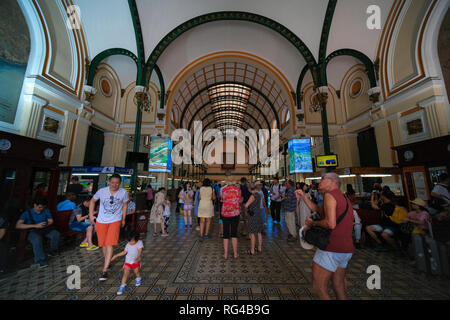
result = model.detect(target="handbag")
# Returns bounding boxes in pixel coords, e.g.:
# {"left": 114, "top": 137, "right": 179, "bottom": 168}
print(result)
{"left": 304, "top": 199, "right": 349, "bottom": 250}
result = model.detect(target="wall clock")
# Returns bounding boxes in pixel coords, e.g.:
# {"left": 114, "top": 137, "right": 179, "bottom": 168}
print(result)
{"left": 404, "top": 150, "right": 414, "bottom": 161}
{"left": 44, "top": 148, "right": 54, "bottom": 159}
{"left": 0, "top": 139, "right": 12, "bottom": 151}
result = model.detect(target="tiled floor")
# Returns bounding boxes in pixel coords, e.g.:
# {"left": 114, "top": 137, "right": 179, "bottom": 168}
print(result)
{"left": 1, "top": 207, "right": 450, "bottom": 300}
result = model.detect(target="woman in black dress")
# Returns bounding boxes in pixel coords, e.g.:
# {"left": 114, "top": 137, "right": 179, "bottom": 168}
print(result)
{"left": 245, "top": 183, "right": 264, "bottom": 255}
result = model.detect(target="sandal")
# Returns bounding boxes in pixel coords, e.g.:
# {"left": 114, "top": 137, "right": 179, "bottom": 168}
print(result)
{"left": 246, "top": 250, "right": 255, "bottom": 255}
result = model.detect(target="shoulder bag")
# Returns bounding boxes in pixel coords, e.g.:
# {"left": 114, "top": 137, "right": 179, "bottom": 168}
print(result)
{"left": 304, "top": 199, "right": 349, "bottom": 250}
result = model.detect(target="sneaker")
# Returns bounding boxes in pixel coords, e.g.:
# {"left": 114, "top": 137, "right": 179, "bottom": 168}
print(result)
{"left": 79, "top": 242, "right": 89, "bottom": 248}
{"left": 117, "top": 284, "right": 126, "bottom": 295}
{"left": 39, "top": 261, "right": 49, "bottom": 269}
{"left": 374, "top": 244, "right": 387, "bottom": 252}
{"left": 161, "top": 233, "right": 169, "bottom": 237}
{"left": 86, "top": 245, "right": 99, "bottom": 251}
{"left": 204, "top": 235, "right": 210, "bottom": 239}
{"left": 48, "top": 251, "right": 59, "bottom": 257}
{"left": 135, "top": 278, "right": 142, "bottom": 287}
{"left": 99, "top": 272, "right": 108, "bottom": 281}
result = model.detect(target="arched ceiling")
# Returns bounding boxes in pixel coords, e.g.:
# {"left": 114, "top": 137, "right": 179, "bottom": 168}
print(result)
{"left": 172, "top": 61, "right": 290, "bottom": 134}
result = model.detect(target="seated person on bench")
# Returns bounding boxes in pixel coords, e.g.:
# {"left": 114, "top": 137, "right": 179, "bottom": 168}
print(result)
{"left": 16, "top": 198, "right": 60, "bottom": 268}
{"left": 57, "top": 192, "right": 77, "bottom": 212}
{"left": 366, "top": 190, "right": 408, "bottom": 256}
{"left": 70, "top": 197, "right": 98, "bottom": 251}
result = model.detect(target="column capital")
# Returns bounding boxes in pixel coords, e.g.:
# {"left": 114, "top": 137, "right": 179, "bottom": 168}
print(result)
{"left": 83, "top": 85, "right": 97, "bottom": 102}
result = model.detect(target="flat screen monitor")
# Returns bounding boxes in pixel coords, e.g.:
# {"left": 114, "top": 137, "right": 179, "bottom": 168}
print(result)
{"left": 79, "top": 179, "right": 94, "bottom": 193}
{"left": 288, "top": 139, "right": 313, "bottom": 173}
{"left": 148, "top": 137, "right": 172, "bottom": 173}
{"left": 316, "top": 154, "right": 338, "bottom": 168}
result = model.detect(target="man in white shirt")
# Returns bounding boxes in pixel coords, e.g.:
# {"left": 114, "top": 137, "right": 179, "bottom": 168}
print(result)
{"left": 90, "top": 174, "right": 128, "bottom": 281}
{"left": 431, "top": 173, "right": 450, "bottom": 208}
{"left": 270, "top": 178, "right": 285, "bottom": 224}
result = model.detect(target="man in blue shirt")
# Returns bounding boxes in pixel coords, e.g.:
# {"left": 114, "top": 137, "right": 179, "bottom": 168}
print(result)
{"left": 56, "top": 192, "right": 77, "bottom": 211}
{"left": 16, "top": 198, "right": 60, "bottom": 268}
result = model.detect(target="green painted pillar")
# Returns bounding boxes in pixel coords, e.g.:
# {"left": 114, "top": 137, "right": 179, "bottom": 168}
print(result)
{"left": 320, "top": 101, "right": 331, "bottom": 156}
{"left": 131, "top": 100, "right": 143, "bottom": 191}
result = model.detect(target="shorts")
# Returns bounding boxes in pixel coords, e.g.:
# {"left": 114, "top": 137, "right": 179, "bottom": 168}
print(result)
{"left": 124, "top": 261, "right": 141, "bottom": 270}
{"left": 70, "top": 221, "right": 92, "bottom": 232}
{"left": 313, "top": 249, "right": 353, "bottom": 272}
{"left": 372, "top": 224, "right": 397, "bottom": 236}
{"left": 183, "top": 204, "right": 193, "bottom": 211}
{"left": 96, "top": 221, "right": 121, "bottom": 247}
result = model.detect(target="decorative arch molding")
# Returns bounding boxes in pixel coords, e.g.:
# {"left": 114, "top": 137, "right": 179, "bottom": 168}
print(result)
{"left": 166, "top": 51, "right": 296, "bottom": 134}
{"left": 143, "top": 11, "right": 319, "bottom": 86}
{"left": 87, "top": 48, "right": 138, "bottom": 85}
{"left": 187, "top": 102, "right": 271, "bottom": 132}
{"left": 326, "top": 49, "right": 377, "bottom": 88}
{"left": 179, "top": 81, "right": 281, "bottom": 129}
{"left": 91, "top": 62, "right": 122, "bottom": 122}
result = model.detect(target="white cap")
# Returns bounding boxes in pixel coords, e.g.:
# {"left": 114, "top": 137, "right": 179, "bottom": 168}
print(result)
{"left": 299, "top": 226, "right": 315, "bottom": 250}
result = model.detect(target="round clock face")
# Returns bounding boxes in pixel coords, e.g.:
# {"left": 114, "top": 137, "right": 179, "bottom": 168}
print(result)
{"left": 0, "top": 139, "right": 12, "bottom": 151}
{"left": 44, "top": 148, "right": 54, "bottom": 159}
{"left": 404, "top": 150, "right": 414, "bottom": 161}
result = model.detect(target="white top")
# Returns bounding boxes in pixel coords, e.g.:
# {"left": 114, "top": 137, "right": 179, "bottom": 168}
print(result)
{"left": 432, "top": 184, "right": 450, "bottom": 205}
{"left": 163, "top": 202, "right": 171, "bottom": 217}
{"left": 271, "top": 184, "right": 285, "bottom": 202}
{"left": 125, "top": 240, "right": 144, "bottom": 264}
{"left": 353, "top": 210, "right": 361, "bottom": 224}
{"left": 93, "top": 187, "right": 129, "bottom": 224}
{"left": 256, "top": 190, "right": 265, "bottom": 208}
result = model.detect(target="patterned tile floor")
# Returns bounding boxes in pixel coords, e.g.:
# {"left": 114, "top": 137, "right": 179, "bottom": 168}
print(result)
{"left": 1, "top": 206, "right": 450, "bottom": 300}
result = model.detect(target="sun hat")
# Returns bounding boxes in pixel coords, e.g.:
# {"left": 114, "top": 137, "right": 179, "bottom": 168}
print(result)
{"left": 299, "top": 226, "right": 315, "bottom": 250}
{"left": 410, "top": 198, "right": 427, "bottom": 208}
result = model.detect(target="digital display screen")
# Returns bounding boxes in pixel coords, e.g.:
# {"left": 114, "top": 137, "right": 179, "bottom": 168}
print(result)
{"left": 148, "top": 137, "right": 172, "bottom": 172}
{"left": 288, "top": 139, "right": 313, "bottom": 173}
{"left": 79, "top": 179, "right": 93, "bottom": 193}
{"left": 316, "top": 154, "right": 338, "bottom": 168}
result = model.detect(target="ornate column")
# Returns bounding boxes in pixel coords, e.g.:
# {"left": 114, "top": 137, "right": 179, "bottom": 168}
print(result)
{"left": 131, "top": 85, "right": 146, "bottom": 190}
{"left": 316, "top": 86, "right": 330, "bottom": 156}
{"left": 22, "top": 95, "right": 48, "bottom": 138}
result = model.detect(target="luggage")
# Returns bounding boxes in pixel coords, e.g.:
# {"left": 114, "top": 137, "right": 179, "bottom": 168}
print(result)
{"left": 423, "top": 220, "right": 449, "bottom": 277}
{"left": 412, "top": 234, "right": 427, "bottom": 273}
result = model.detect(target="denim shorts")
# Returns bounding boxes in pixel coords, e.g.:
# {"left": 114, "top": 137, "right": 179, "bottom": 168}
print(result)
{"left": 313, "top": 249, "right": 353, "bottom": 272}
{"left": 372, "top": 224, "right": 396, "bottom": 236}
{"left": 70, "top": 221, "right": 91, "bottom": 232}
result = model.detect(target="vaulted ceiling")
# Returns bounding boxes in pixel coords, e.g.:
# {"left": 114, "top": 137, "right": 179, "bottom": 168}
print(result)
{"left": 73, "top": 0, "right": 394, "bottom": 133}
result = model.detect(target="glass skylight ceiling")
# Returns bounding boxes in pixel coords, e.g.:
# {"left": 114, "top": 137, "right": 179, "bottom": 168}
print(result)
{"left": 208, "top": 83, "right": 251, "bottom": 132}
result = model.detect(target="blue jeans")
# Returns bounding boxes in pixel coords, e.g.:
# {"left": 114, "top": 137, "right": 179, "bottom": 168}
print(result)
{"left": 354, "top": 224, "right": 362, "bottom": 241}
{"left": 28, "top": 229, "right": 60, "bottom": 263}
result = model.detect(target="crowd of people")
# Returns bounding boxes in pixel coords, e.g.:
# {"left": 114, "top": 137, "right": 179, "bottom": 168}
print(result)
{"left": 1, "top": 171, "right": 449, "bottom": 299}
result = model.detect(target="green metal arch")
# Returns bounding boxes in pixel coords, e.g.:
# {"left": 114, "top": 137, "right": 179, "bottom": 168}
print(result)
{"left": 179, "top": 81, "right": 281, "bottom": 129}
{"left": 317, "top": 0, "right": 338, "bottom": 86}
{"left": 87, "top": 48, "right": 138, "bottom": 85}
{"left": 203, "top": 115, "right": 262, "bottom": 132}
{"left": 187, "top": 102, "right": 271, "bottom": 131}
{"left": 326, "top": 49, "right": 377, "bottom": 88}
{"left": 143, "top": 11, "right": 319, "bottom": 86}
{"left": 296, "top": 65, "right": 311, "bottom": 110}
{"left": 152, "top": 64, "right": 165, "bottom": 110}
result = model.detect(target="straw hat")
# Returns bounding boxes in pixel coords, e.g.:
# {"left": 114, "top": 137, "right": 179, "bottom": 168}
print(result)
{"left": 410, "top": 198, "right": 427, "bottom": 207}
{"left": 299, "top": 226, "right": 315, "bottom": 250}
